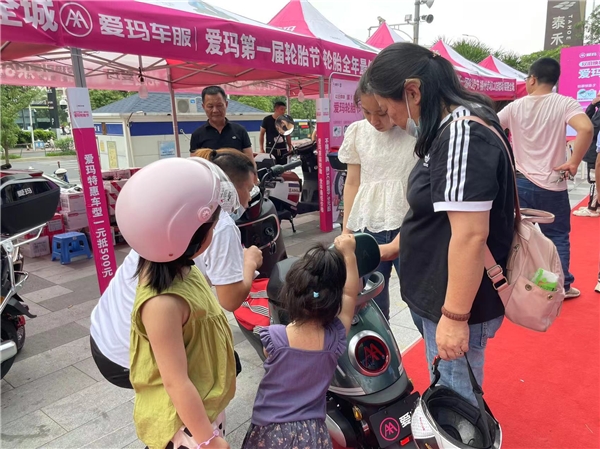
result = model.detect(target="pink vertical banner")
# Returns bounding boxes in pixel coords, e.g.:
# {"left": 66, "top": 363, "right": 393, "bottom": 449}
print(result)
{"left": 559, "top": 45, "right": 600, "bottom": 137}
{"left": 316, "top": 98, "right": 333, "bottom": 232}
{"left": 329, "top": 76, "right": 362, "bottom": 223}
{"left": 66, "top": 88, "right": 117, "bottom": 294}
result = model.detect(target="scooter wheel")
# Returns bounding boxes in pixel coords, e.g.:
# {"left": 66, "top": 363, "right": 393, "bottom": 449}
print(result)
{"left": 1, "top": 318, "right": 19, "bottom": 379}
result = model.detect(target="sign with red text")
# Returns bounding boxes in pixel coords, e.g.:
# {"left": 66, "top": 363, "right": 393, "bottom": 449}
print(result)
{"left": 316, "top": 98, "right": 332, "bottom": 232}
{"left": 66, "top": 88, "right": 117, "bottom": 293}
{"left": 329, "top": 76, "right": 362, "bottom": 224}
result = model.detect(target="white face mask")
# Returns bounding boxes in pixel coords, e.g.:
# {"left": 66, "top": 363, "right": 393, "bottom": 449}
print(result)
{"left": 405, "top": 94, "right": 420, "bottom": 138}
{"left": 229, "top": 206, "right": 245, "bottom": 222}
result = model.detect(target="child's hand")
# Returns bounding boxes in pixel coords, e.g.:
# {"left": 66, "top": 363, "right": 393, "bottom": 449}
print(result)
{"left": 334, "top": 234, "right": 356, "bottom": 258}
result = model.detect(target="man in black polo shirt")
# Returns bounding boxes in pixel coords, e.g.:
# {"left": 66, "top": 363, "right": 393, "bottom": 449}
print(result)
{"left": 189, "top": 86, "right": 253, "bottom": 163}
{"left": 260, "top": 101, "right": 292, "bottom": 164}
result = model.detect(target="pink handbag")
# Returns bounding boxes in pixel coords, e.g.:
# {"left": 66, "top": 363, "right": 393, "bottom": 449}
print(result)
{"left": 455, "top": 116, "right": 565, "bottom": 332}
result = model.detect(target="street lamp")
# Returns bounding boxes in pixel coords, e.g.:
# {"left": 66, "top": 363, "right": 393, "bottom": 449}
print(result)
{"left": 413, "top": 0, "right": 435, "bottom": 45}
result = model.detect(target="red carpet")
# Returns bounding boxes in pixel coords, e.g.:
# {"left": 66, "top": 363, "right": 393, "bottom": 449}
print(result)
{"left": 402, "top": 200, "right": 600, "bottom": 448}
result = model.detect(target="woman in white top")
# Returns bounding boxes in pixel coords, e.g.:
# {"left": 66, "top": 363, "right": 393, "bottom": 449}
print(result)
{"left": 338, "top": 75, "right": 417, "bottom": 319}
{"left": 90, "top": 149, "right": 262, "bottom": 388}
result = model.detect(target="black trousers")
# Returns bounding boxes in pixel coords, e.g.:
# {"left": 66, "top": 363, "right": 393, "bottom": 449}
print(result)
{"left": 90, "top": 336, "right": 242, "bottom": 390}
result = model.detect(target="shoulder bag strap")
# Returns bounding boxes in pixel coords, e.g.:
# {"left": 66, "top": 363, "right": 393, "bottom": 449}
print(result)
{"left": 441, "top": 115, "right": 518, "bottom": 294}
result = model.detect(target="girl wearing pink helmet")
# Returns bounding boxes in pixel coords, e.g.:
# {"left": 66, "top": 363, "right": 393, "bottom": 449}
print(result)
{"left": 116, "top": 157, "right": 239, "bottom": 449}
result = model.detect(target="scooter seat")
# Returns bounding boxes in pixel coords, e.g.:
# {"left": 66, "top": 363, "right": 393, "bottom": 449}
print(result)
{"left": 266, "top": 256, "right": 299, "bottom": 308}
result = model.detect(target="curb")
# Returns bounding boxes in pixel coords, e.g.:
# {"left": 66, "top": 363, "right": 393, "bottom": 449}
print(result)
{"left": 8, "top": 156, "right": 77, "bottom": 163}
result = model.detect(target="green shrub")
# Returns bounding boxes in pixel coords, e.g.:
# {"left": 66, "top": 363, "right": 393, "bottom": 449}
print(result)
{"left": 33, "top": 129, "right": 55, "bottom": 142}
{"left": 55, "top": 137, "right": 74, "bottom": 153}
{"left": 17, "top": 129, "right": 32, "bottom": 144}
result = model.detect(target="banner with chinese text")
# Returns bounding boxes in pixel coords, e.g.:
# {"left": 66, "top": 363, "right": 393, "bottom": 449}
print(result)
{"left": 66, "top": 88, "right": 117, "bottom": 294}
{"left": 316, "top": 98, "right": 333, "bottom": 232}
{"left": 0, "top": 0, "right": 377, "bottom": 85}
{"left": 559, "top": 44, "right": 600, "bottom": 137}
{"left": 329, "top": 76, "right": 362, "bottom": 225}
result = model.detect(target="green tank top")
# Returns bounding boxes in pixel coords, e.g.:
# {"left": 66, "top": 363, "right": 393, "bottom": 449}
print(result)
{"left": 130, "top": 266, "right": 236, "bottom": 449}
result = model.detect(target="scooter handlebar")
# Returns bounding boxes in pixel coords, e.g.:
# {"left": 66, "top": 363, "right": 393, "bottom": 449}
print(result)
{"left": 271, "top": 160, "right": 302, "bottom": 176}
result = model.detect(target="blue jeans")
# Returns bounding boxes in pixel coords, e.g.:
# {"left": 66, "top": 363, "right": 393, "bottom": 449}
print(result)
{"left": 364, "top": 229, "right": 400, "bottom": 320}
{"left": 422, "top": 315, "right": 504, "bottom": 406}
{"left": 516, "top": 177, "right": 574, "bottom": 290}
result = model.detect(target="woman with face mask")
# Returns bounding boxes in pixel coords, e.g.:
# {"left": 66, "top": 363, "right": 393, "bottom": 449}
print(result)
{"left": 367, "top": 42, "right": 516, "bottom": 406}
{"left": 338, "top": 73, "right": 416, "bottom": 320}
{"left": 90, "top": 149, "right": 262, "bottom": 389}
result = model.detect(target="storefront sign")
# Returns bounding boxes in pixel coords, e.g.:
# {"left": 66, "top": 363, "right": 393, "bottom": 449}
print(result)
{"left": 66, "top": 88, "right": 117, "bottom": 293}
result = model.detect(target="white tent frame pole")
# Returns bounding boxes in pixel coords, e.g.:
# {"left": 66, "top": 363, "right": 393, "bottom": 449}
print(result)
{"left": 168, "top": 67, "right": 182, "bottom": 158}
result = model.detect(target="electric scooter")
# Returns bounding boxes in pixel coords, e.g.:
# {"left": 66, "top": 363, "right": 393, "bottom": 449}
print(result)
{"left": 1, "top": 165, "right": 61, "bottom": 378}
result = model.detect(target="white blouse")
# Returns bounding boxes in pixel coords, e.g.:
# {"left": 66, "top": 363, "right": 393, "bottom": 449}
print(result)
{"left": 338, "top": 119, "right": 417, "bottom": 233}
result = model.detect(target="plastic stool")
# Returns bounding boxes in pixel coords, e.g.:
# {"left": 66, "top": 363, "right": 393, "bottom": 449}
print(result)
{"left": 51, "top": 232, "right": 93, "bottom": 265}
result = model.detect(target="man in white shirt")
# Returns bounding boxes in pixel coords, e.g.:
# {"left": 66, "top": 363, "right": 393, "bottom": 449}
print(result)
{"left": 90, "top": 209, "right": 262, "bottom": 388}
{"left": 498, "top": 57, "right": 593, "bottom": 299}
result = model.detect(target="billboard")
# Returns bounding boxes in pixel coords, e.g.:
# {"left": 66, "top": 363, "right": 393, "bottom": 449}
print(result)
{"left": 544, "top": 0, "right": 586, "bottom": 51}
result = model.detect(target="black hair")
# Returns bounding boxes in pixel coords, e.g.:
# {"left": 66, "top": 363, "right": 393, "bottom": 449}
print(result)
{"left": 529, "top": 58, "right": 560, "bottom": 86}
{"left": 135, "top": 207, "right": 220, "bottom": 292}
{"left": 367, "top": 42, "right": 493, "bottom": 158}
{"left": 354, "top": 70, "right": 373, "bottom": 106}
{"left": 280, "top": 244, "right": 347, "bottom": 327}
{"left": 274, "top": 101, "right": 287, "bottom": 109}
{"left": 192, "top": 148, "right": 256, "bottom": 185}
{"left": 201, "top": 86, "right": 227, "bottom": 103}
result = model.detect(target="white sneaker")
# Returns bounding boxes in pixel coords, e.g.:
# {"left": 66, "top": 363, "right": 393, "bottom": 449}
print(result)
{"left": 565, "top": 287, "right": 581, "bottom": 299}
{"left": 595, "top": 282, "right": 600, "bottom": 293}
{"left": 573, "top": 208, "right": 600, "bottom": 217}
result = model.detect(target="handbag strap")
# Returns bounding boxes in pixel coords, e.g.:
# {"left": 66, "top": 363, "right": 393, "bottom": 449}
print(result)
{"left": 438, "top": 115, "right": 519, "bottom": 294}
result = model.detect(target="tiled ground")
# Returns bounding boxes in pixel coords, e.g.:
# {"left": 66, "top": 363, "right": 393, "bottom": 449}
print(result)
{"left": 1, "top": 178, "right": 591, "bottom": 449}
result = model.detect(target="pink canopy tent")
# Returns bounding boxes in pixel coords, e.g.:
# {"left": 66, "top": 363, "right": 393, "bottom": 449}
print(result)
{"left": 366, "top": 22, "right": 409, "bottom": 49}
{"left": 265, "top": 0, "right": 379, "bottom": 96}
{"left": 431, "top": 41, "right": 517, "bottom": 101}
{"left": 480, "top": 55, "right": 528, "bottom": 98}
{"left": 0, "top": 0, "right": 362, "bottom": 96}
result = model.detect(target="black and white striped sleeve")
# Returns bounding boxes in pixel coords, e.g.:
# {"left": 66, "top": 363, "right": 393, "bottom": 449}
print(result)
{"left": 429, "top": 120, "right": 502, "bottom": 213}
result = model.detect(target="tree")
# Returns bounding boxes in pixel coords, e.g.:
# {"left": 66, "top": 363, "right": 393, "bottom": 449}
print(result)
{"left": 581, "top": 5, "right": 600, "bottom": 44}
{"left": 89, "top": 90, "right": 133, "bottom": 110}
{"left": 1, "top": 86, "right": 41, "bottom": 163}
{"left": 230, "top": 95, "right": 316, "bottom": 122}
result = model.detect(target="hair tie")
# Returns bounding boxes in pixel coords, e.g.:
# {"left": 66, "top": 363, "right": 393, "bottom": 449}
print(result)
{"left": 431, "top": 50, "right": 440, "bottom": 58}
{"left": 313, "top": 292, "right": 319, "bottom": 298}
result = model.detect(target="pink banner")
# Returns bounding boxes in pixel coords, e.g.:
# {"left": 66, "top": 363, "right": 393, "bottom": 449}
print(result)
{"left": 329, "top": 76, "right": 362, "bottom": 224}
{"left": 455, "top": 70, "right": 517, "bottom": 101}
{"left": 1, "top": 0, "right": 344, "bottom": 78}
{"left": 316, "top": 98, "right": 333, "bottom": 232}
{"left": 558, "top": 45, "right": 600, "bottom": 109}
{"left": 66, "top": 88, "right": 117, "bottom": 294}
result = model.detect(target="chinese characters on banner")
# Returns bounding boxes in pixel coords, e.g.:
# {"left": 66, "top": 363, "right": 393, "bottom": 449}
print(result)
{"left": 316, "top": 98, "right": 332, "bottom": 232}
{"left": 558, "top": 45, "right": 600, "bottom": 137}
{"left": 66, "top": 88, "right": 117, "bottom": 293}
{"left": 543, "top": 0, "right": 585, "bottom": 50}
{"left": 329, "top": 77, "right": 363, "bottom": 224}
{"left": 0, "top": 0, "right": 374, "bottom": 78}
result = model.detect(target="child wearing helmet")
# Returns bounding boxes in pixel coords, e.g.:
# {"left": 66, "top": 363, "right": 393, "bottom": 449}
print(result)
{"left": 241, "top": 234, "right": 360, "bottom": 449}
{"left": 116, "top": 157, "right": 238, "bottom": 449}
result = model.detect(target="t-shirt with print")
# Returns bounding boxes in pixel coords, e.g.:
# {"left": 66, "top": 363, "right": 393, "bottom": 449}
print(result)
{"left": 400, "top": 106, "right": 515, "bottom": 325}
{"left": 498, "top": 93, "right": 585, "bottom": 191}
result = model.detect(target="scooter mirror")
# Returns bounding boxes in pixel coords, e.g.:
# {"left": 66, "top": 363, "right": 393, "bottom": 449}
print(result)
{"left": 275, "top": 114, "right": 295, "bottom": 136}
{"left": 330, "top": 232, "right": 381, "bottom": 278}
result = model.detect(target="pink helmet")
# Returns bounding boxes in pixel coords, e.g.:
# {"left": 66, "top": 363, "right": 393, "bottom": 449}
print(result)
{"left": 115, "top": 157, "right": 239, "bottom": 263}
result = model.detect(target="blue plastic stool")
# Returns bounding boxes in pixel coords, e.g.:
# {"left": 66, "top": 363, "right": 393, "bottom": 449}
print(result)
{"left": 51, "top": 232, "right": 93, "bottom": 265}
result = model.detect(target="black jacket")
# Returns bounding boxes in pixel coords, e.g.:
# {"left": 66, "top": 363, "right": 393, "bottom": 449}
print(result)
{"left": 584, "top": 102, "right": 600, "bottom": 165}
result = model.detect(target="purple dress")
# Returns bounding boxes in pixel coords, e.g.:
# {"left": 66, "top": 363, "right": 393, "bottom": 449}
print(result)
{"left": 242, "top": 318, "right": 347, "bottom": 449}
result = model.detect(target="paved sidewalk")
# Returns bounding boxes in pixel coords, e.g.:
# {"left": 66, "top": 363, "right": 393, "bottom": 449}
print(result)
{"left": 0, "top": 213, "right": 422, "bottom": 449}
{"left": 1, "top": 177, "right": 590, "bottom": 449}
